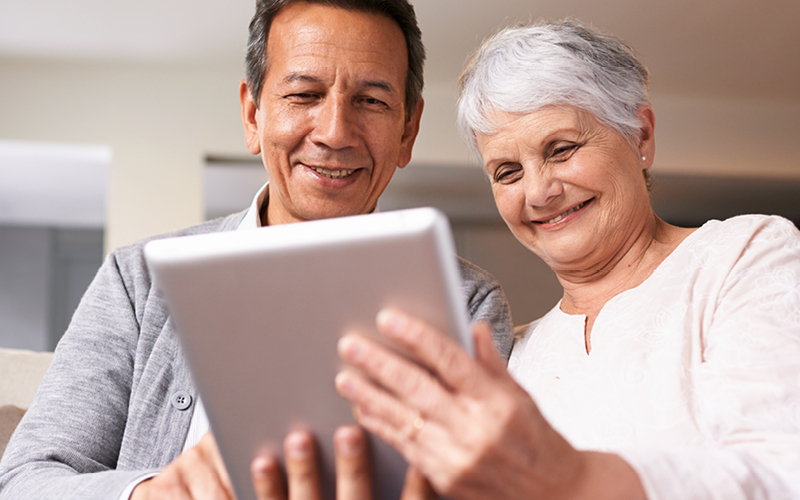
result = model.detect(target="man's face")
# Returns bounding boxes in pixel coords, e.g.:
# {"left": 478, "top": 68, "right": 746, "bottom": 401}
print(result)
{"left": 240, "top": 2, "right": 423, "bottom": 226}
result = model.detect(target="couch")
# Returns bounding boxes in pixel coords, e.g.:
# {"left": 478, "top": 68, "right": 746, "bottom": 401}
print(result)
{"left": 0, "top": 347, "right": 54, "bottom": 458}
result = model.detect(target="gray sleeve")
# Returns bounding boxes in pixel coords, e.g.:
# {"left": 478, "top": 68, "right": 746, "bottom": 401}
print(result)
{"left": 0, "top": 252, "right": 153, "bottom": 499}
{"left": 457, "top": 257, "right": 514, "bottom": 361}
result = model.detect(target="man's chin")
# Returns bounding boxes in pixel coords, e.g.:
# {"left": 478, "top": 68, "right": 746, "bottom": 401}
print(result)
{"left": 292, "top": 200, "right": 376, "bottom": 223}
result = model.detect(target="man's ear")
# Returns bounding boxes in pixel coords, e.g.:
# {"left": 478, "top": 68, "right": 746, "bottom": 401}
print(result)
{"left": 637, "top": 105, "right": 655, "bottom": 170}
{"left": 397, "top": 100, "right": 424, "bottom": 169}
{"left": 240, "top": 79, "right": 262, "bottom": 155}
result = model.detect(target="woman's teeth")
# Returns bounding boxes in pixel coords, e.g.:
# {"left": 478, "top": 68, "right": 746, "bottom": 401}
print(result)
{"left": 545, "top": 200, "right": 589, "bottom": 224}
{"left": 313, "top": 167, "right": 355, "bottom": 179}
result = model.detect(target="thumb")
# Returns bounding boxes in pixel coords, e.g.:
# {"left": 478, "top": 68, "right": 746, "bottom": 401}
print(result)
{"left": 399, "top": 467, "right": 439, "bottom": 500}
{"left": 472, "top": 322, "right": 508, "bottom": 376}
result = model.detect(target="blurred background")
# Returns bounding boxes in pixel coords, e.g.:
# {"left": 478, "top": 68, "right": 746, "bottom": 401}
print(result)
{"left": 1, "top": 0, "right": 799, "bottom": 350}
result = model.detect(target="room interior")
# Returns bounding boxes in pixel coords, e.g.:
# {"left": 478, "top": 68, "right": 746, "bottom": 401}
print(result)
{"left": 1, "top": 0, "right": 799, "bottom": 352}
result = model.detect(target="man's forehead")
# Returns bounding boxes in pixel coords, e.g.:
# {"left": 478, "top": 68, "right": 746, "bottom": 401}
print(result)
{"left": 267, "top": 3, "right": 407, "bottom": 60}
{"left": 264, "top": 3, "right": 408, "bottom": 90}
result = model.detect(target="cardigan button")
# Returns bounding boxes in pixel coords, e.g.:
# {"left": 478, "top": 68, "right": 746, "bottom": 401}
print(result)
{"left": 171, "top": 391, "right": 193, "bottom": 411}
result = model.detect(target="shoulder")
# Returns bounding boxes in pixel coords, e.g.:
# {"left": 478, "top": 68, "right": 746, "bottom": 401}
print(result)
{"left": 112, "top": 211, "right": 245, "bottom": 262}
{"left": 676, "top": 215, "right": 799, "bottom": 270}
{"left": 456, "top": 256, "right": 508, "bottom": 314}
{"left": 457, "top": 256, "right": 501, "bottom": 291}
{"left": 676, "top": 215, "right": 800, "bottom": 331}
{"left": 456, "top": 257, "right": 515, "bottom": 360}
{"left": 78, "top": 211, "right": 246, "bottom": 322}
{"left": 697, "top": 214, "right": 798, "bottom": 245}
{"left": 108, "top": 211, "right": 246, "bottom": 282}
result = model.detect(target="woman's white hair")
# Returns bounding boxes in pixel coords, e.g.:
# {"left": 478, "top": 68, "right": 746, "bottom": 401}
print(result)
{"left": 457, "top": 20, "right": 650, "bottom": 158}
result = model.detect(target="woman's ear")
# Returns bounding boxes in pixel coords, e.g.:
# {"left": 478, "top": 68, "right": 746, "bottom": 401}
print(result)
{"left": 637, "top": 105, "right": 656, "bottom": 170}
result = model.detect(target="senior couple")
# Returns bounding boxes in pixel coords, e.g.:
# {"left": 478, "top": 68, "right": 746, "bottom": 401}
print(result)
{"left": 1, "top": 0, "right": 799, "bottom": 499}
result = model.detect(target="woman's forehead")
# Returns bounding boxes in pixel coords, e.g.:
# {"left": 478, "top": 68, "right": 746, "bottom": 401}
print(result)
{"left": 478, "top": 106, "right": 598, "bottom": 144}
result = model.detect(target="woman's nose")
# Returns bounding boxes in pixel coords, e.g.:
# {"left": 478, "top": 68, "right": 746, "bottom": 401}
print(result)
{"left": 309, "top": 96, "right": 359, "bottom": 150}
{"left": 523, "top": 168, "right": 563, "bottom": 207}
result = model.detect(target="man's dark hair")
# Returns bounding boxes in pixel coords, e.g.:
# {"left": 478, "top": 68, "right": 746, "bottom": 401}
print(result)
{"left": 245, "top": 0, "right": 425, "bottom": 121}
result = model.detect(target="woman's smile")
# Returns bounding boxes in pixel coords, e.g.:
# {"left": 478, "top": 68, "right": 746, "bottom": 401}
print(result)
{"left": 533, "top": 198, "right": 593, "bottom": 227}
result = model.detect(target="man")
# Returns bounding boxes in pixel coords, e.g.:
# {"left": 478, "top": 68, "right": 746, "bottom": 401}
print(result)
{"left": 0, "top": 1, "right": 512, "bottom": 499}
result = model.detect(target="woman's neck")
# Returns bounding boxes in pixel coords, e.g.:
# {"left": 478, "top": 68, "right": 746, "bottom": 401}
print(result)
{"left": 557, "top": 213, "right": 695, "bottom": 352}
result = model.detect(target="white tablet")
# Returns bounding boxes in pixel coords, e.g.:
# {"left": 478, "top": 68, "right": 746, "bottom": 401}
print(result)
{"left": 144, "top": 207, "right": 471, "bottom": 500}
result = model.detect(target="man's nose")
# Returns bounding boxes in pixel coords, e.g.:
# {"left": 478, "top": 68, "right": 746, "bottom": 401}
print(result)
{"left": 309, "top": 96, "right": 359, "bottom": 150}
{"left": 523, "top": 167, "right": 563, "bottom": 207}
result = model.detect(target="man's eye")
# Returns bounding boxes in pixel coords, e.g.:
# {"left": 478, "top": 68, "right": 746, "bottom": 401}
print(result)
{"left": 285, "top": 93, "right": 318, "bottom": 101}
{"left": 359, "top": 96, "right": 387, "bottom": 107}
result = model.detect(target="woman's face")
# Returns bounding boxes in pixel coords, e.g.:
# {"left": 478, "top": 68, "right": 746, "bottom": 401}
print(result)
{"left": 476, "top": 105, "right": 655, "bottom": 275}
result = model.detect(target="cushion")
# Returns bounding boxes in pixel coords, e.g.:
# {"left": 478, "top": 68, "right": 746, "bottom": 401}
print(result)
{"left": 0, "top": 405, "right": 25, "bottom": 459}
{"left": 0, "top": 347, "right": 53, "bottom": 408}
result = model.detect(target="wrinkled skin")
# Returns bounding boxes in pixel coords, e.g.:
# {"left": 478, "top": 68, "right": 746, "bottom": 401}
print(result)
{"left": 335, "top": 309, "right": 647, "bottom": 500}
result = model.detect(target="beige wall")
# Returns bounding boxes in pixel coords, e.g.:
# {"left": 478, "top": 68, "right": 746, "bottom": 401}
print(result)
{"left": 2, "top": 58, "right": 799, "bottom": 252}
{"left": 0, "top": 58, "right": 246, "bottom": 251}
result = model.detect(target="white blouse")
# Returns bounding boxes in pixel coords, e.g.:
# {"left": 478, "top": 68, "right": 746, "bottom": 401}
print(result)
{"left": 509, "top": 215, "right": 800, "bottom": 499}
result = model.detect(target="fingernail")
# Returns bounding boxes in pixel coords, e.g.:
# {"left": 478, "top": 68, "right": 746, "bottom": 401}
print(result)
{"left": 335, "top": 372, "right": 357, "bottom": 397}
{"left": 336, "top": 428, "right": 364, "bottom": 458}
{"left": 376, "top": 309, "right": 407, "bottom": 336}
{"left": 338, "top": 335, "right": 365, "bottom": 362}
{"left": 286, "top": 433, "right": 311, "bottom": 460}
{"left": 250, "top": 456, "right": 274, "bottom": 479}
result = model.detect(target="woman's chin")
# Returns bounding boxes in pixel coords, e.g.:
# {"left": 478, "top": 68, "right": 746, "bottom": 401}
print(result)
{"left": 527, "top": 236, "right": 602, "bottom": 273}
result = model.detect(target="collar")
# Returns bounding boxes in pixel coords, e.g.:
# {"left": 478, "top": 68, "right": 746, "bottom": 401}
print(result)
{"left": 237, "top": 182, "right": 269, "bottom": 231}
{"left": 236, "top": 181, "right": 382, "bottom": 231}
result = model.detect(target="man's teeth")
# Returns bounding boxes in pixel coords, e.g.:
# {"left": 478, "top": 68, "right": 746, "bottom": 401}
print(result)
{"left": 313, "top": 167, "right": 355, "bottom": 179}
{"left": 545, "top": 201, "right": 589, "bottom": 224}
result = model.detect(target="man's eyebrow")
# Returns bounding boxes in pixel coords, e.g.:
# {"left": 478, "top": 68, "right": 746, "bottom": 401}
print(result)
{"left": 283, "top": 73, "right": 322, "bottom": 84}
{"left": 361, "top": 80, "right": 396, "bottom": 94}
{"left": 282, "top": 74, "right": 397, "bottom": 95}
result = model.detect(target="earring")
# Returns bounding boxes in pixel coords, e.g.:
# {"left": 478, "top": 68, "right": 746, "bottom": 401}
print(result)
{"left": 641, "top": 156, "right": 646, "bottom": 161}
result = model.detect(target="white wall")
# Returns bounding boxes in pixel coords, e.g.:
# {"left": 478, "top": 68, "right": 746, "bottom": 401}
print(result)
{"left": 1, "top": 58, "right": 799, "bottom": 253}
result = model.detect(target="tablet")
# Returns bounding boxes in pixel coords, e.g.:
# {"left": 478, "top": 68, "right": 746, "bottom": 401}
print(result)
{"left": 144, "top": 207, "right": 471, "bottom": 500}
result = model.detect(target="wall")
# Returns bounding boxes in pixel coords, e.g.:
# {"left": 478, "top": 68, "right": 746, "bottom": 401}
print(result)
{"left": 1, "top": 58, "right": 799, "bottom": 254}
{"left": 0, "top": 226, "right": 51, "bottom": 350}
{"left": 0, "top": 226, "right": 102, "bottom": 350}
{"left": 0, "top": 57, "right": 246, "bottom": 252}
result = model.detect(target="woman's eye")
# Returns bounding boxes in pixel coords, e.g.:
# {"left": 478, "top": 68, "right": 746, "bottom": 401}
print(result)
{"left": 493, "top": 165, "right": 523, "bottom": 184}
{"left": 550, "top": 143, "right": 579, "bottom": 160}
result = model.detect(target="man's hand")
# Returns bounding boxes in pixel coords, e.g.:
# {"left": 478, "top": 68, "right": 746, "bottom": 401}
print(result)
{"left": 132, "top": 427, "right": 437, "bottom": 500}
{"left": 251, "top": 425, "right": 438, "bottom": 500}
{"left": 131, "top": 432, "right": 234, "bottom": 499}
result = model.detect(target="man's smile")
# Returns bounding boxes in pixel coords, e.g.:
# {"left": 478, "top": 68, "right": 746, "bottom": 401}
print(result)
{"left": 310, "top": 166, "right": 357, "bottom": 179}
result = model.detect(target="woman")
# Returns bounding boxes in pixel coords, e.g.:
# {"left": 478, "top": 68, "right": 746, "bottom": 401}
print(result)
{"left": 331, "top": 20, "right": 800, "bottom": 499}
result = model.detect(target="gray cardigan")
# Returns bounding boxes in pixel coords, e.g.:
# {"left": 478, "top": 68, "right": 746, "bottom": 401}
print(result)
{"left": 0, "top": 211, "right": 513, "bottom": 499}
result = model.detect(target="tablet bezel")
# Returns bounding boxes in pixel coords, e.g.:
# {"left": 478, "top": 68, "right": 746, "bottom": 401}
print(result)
{"left": 144, "top": 207, "right": 471, "bottom": 500}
